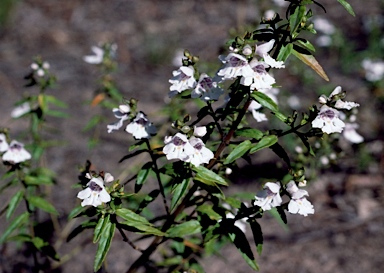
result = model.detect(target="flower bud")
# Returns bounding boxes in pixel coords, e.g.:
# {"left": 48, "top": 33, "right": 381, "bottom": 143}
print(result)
{"left": 318, "top": 95, "right": 327, "bottom": 104}
{"left": 242, "top": 44, "right": 253, "bottom": 56}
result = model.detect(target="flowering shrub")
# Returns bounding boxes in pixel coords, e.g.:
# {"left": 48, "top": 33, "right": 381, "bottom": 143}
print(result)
{"left": 0, "top": 1, "right": 361, "bottom": 272}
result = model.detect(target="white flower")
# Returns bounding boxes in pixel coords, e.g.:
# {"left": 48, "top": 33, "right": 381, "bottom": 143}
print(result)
{"left": 193, "top": 126, "right": 207, "bottom": 137}
{"left": 342, "top": 122, "right": 364, "bottom": 144}
{"left": 312, "top": 105, "right": 345, "bottom": 134}
{"left": 334, "top": 100, "right": 360, "bottom": 110}
{"left": 83, "top": 46, "right": 104, "bottom": 64}
{"left": 248, "top": 101, "right": 268, "bottom": 122}
{"left": 11, "top": 102, "right": 31, "bottom": 118}
{"left": 163, "top": 133, "right": 194, "bottom": 161}
{"left": 77, "top": 176, "right": 111, "bottom": 207}
{"left": 286, "top": 181, "right": 314, "bottom": 216}
{"left": 0, "top": 134, "right": 9, "bottom": 152}
{"left": 255, "top": 40, "right": 285, "bottom": 69}
{"left": 191, "top": 73, "right": 223, "bottom": 101}
{"left": 187, "top": 136, "right": 214, "bottom": 167}
{"left": 241, "top": 59, "right": 276, "bottom": 90}
{"left": 107, "top": 104, "right": 130, "bottom": 133}
{"left": 217, "top": 53, "right": 254, "bottom": 81}
{"left": 169, "top": 66, "right": 196, "bottom": 96}
{"left": 125, "top": 112, "right": 157, "bottom": 139}
{"left": 254, "top": 182, "right": 282, "bottom": 211}
{"left": 361, "top": 58, "right": 384, "bottom": 82}
{"left": 2, "top": 140, "right": 31, "bottom": 164}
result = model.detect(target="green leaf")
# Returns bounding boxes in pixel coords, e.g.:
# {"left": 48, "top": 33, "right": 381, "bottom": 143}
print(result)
{"left": 45, "top": 110, "right": 69, "bottom": 118}
{"left": 224, "top": 140, "right": 252, "bottom": 165}
{"left": 296, "top": 39, "right": 315, "bottom": 52}
{"left": 193, "top": 165, "right": 228, "bottom": 187}
{"left": 292, "top": 49, "right": 329, "bottom": 81}
{"left": 251, "top": 91, "right": 278, "bottom": 113}
{"left": 115, "top": 208, "right": 165, "bottom": 236}
{"left": 6, "top": 190, "right": 24, "bottom": 220}
{"left": 197, "top": 204, "right": 221, "bottom": 221}
{"left": 268, "top": 208, "right": 288, "bottom": 231}
{"left": 27, "top": 196, "right": 58, "bottom": 215}
{"left": 289, "top": 5, "right": 306, "bottom": 36}
{"left": 235, "top": 128, "right": 263, "bottom": 140}
{"left": 228, "top": 225, "right": 259, "bottom": 271}
{"left": 250, "top": 135, "right": 278, "bottom": 154}
{"left": 276, "top": 43, "right": 293, "bottom": 62}
{"left": 24, "top": 174, "right": 53, "bottom": 186}
{"left": 67, "top": 220, "right": 97, "bottom": 242}
{"left": 248, "top": 217, "right": 263, "bottom": 255}
{"left": 337, "top": 0, "right": 355, "bottom": 16}
{"left": 45, "top": 95, "right": 68, "bottom": 108}
{"left": 135, "top": 162, "right": 153, "bottom": 193}
{"left": 67, "top": 205, "right": 86, "bottom": 219}
{"left": 0, "top": 212, "right": 29, "bottom": 244}
{"left": 167, "top": 220, "right": 201, "bottom": 238}
{"left": 170, "top": 179, "right": 190, "bottom": 213}
{"left": 93, "top": 214, "right": 109, "bottom": 243}
{"left": 83, "top": 115, "right": 102, "bottom": 132}
{"left": 136, "top": 189, "right": 160, "bottom": 214}
{"left": 94, "top": 220, "right": 116, "bottom": 272}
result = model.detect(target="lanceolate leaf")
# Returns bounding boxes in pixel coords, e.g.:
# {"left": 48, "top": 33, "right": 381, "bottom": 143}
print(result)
{"left": 228, "top": 226, "right": 259, "bottom": 271}
{"left": 224, "top": 140, "right": 252, "bottom": 165}
{"left": 250, "top": 135, "right": 278, "bottom": 154}
{"left": 292, "top": 49, "right": 329, "bottom": 81}
{"left": 337, "top": 0, "right": 355, "bottom": 16}
{"left": 167, "top": 220, "right": 201, "bottom": 238}
{"left": 235, "top": 128, "right": 263, "bottom": 140}
{"left": 276, "top": 43, "right": 293, "bottom": 62}
{"left": 289, "top": 5, "right": 306, "bottom": 36}
{"left": 251, "top": 92, "right": 278, "bottom": 113}
{"left": 94, "top": 220, "right": 116, "bottom": 272}
{"left": 0, "top": 212, "right": 29, "bottom": 244}
{"left": 6, "top": 190, "right": 24, "bottom": 220}
{"left": 27, "top": 196, "right": 58, "bottom": 215}
{"left": 248, "top": 217, "right": 263, "bottom": 255}
{"left": 93, "top": 214, "right": 109, "bottom": 243}
{"left": 192, "top": 165, "right": 228, "bottom": 186}
{"left": 135, "top": 162, "right": 153, "bottom": 192}
{"left": 170, "top": 179, "right": 190, "bottom": 213}
{"left": 115, "top": 208, "right": 165, "bottom": 236}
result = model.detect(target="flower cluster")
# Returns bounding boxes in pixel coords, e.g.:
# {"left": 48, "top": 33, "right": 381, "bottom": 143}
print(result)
{"left": 31, "top": 61, "right": 50, "bottom": 77}
{"left": 162, "top": 126, "right": 214, "bottom": 167}
{"left": 312, "top": 86, "right": 360, "bottom": 134}
{"left": 107, "top": 104, "right": 156, "bottom": 139}
{"left": 0, "top": 134, "right": 31, "bottom": 164}
{"left": 253, "top": 181, "right": 314, "bottom": 217}
{"left": 77, "top": 173, "right": 113, "bottom": 207}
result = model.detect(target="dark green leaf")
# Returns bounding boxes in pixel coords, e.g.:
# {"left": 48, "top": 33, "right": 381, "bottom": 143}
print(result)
{"left": 248, "top": 217, "right": 263, "bottom": 255}
{"left": 197, "top": 204, "right": 221, "bottom": 221}
{"left": 24, "top": 174, "right": 53, "bottom": 186}
{"left": 250, "top": 135, "right": 278, "bottom": 153}
{"left": 224, "top": 140, "right": 252, "bottom": 165}
{"left": 270, "top": 143, "right": 291, "bottom": 168}
{"left": 67, "top": 206, "right": 86, "bottom": 219}
{"left": 296, "top": 39, "right": 315, "bottom": 52}
{"left": 0, "top": 212, "right": 29, "bottom": 244}
{"left": 6, "top": 190, "right": 24, "bottom": 220}
{"left": 170, "top": 179, "right": 190, "bottom": 213}
{"left": 251, "top": 91, "right": 278, "bottom": 113}
{"left": 115, "top": 208, "right": 165, "bottom": 236}
{"left": 235, "top": 128, "right": 263, "bottom": 140}
{"left": 27, "top": 196, "right": 58, "bottom": 215}
{"left": 167, "top": 220, "right": 201, "bottom": 238}
{"left": 268, "top": 208, "right": 289, "bottom": 230}
{"left": 93, "top": 214, "right": 109, "bottom": 243}
{"left": 193, "top": 165, "right": 228, "bottom": 186}
{"left": 135, "top": 162, "right": 153, "bottom": 193}
{"left": 136, "top": 189, "right": 160, "bottom": 214}
{"left": 289, "top": 5, "right": 306, "bottom": 36}
{"left": 67, "top": 220, "right": 97, "bottom": 242}
{"left": 94, "top": 220, "right": 116, "bottom": 272}
{"left": 228, "top": 224, "right": 259, "bottom": 271}
{"left": 276, "top": 43, "right": 293, "bottom": 62}
{"left": 337, "top": 0, "right": 355, "bottom": 16}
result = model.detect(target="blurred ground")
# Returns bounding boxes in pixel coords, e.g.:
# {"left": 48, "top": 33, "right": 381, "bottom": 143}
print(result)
{"left": 0, "top": 0, "right": 384, "bottom": 272}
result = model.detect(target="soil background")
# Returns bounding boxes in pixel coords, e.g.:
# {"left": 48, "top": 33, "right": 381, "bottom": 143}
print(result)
{"left": 0, "top": 1, "right": 384, "bottom": 273}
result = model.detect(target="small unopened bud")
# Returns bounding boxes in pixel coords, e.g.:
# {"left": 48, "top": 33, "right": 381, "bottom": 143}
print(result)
{"left": 194, "top": 126, "right": 207, "bottom": 137}
{"left": 31, "top": 63, "right": 39, "bottom": 70}
{"left": 37, "top": 69, "right": 45, "bottom": 77}
{"left": 235, "top": 36, "right": 244, "bottom": 45}
{"left": 225, "top": 167, "right": 233, "bottom": 175}
{"left": 42, "top": 62, "right": 50, "bottom": 69}
{"left": 119, "top": 104, "right": 130, "bottom": 113}
{"left": 242, "top": 44, "right": 253, "bottom": 56}
{"left": 181, "top": 125, "right": 191, "bottom": 134}
{"left": 318, "top": 95, "right": 327, "bottom": 104}
{"left": 184, "top": 49, "right": 191, "bottom": 58}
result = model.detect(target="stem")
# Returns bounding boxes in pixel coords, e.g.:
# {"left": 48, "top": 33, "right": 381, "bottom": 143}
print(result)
{"left": 144, "top": 139, "right": 170, "bottom": 216}
{"left": 126, "top": 96, "right": 253, "bottom": 273}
